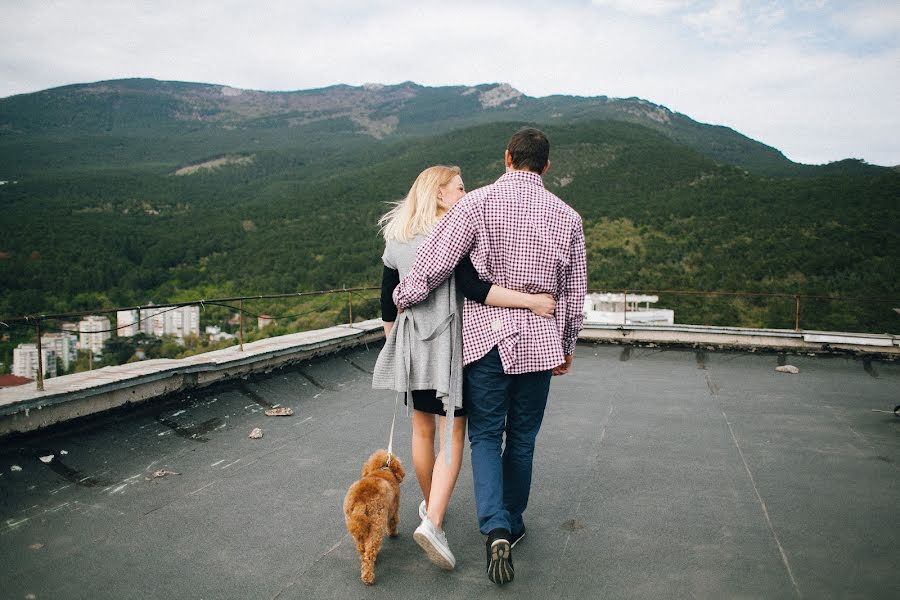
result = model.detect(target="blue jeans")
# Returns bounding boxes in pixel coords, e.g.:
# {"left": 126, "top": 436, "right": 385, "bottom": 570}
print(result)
{"left": 464, "top": 347, "right": 552, "bottom": 535}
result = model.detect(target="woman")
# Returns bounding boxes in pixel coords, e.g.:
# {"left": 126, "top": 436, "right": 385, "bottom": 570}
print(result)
{"left": 372, "top": 165, "right": 555, "bottom": 571}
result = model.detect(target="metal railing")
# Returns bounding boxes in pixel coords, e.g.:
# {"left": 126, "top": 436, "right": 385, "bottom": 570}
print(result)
{"left": 588, "top": 289, "right": 900, "bottom": 331}
{"left": 1, "top": 287, "right": 379, "bottom": 391}
{"left": 599, "top": 288, "right": 898, "bottom": 331}
{"left": 1, "top": 286, "right": 897, "bottom": 392}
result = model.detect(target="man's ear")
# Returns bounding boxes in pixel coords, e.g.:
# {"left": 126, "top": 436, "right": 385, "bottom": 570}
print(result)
{"left": 504, "top": 149, "right": 513, "bottom": 170}
{"left": 541, "top": 159, "right": 551, "bottom": 175}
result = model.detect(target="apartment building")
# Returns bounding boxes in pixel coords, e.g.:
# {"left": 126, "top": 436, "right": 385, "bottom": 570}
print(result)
{"left": 78, "top": 315, "right": 111, "bottom": 356}
{"left": 40, "top": 332, "right": 77, "bottom": 372}
{"left": 12, "top": 343, "right": 58, "bottom": 379}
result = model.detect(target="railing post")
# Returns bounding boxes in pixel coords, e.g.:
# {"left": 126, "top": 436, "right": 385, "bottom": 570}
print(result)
{"left": 239, "top": 299, "right": 244, "bottom": 351}
{"left": 348, "top": 291, "right": 353, "bottom": 325}
{"left": 623, "top": 289, "right": 628, "bottom": 325}
{"left": 795, "top": 294, "right": 801, "bottom": 331}
{"left": 35, "top": 319, "right": 44, "bottom": 391}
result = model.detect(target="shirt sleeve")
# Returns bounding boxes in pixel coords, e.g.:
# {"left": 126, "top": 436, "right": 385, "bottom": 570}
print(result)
{"left": 381, "top": 265, "right": 400, "bottom": 322}
{"left": 454, "top": 255, "right": 491, "bottom": 305}
{"left": 393, "top": 201, "right": 477, "bottom": 308}
{"left": 562, "top": 216, "right": 587, "bottom": 355}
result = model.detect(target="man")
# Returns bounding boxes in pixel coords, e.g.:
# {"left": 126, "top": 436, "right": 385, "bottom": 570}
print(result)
{"left": 393, "top": 127, "right": 587, "bottom": 585}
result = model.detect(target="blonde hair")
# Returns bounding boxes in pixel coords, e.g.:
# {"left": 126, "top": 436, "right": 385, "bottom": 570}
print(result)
{"left": 379, "top": 165, "right": 461, "bottom": 242}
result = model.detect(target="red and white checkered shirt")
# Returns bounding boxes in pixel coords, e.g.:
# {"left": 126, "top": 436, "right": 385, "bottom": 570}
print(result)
{"left": 393, "top": 170, "right": 587, "bottom": 374}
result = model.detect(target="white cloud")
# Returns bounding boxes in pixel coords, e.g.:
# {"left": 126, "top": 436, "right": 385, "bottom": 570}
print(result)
{"left": 679, "top": 0, "right": 787, "bottom": 42}
{"left": 590, "top": 0, "right": 695, "bottom": 17}
{"left": 794, "top": 0, "right": 828, "bottom": 10}
{"left": 682, "top": 0, "right": 747, "bottom": 39}
{"left": 832, "top": 3, "right": 900, "bottom": 40}
{"left": 756, "top": 3, "right": 787, "bottom": 28}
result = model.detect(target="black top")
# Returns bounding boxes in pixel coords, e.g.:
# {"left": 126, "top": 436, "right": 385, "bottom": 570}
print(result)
{"left": 381, "top": 255, "right": 491, "bottom": 322}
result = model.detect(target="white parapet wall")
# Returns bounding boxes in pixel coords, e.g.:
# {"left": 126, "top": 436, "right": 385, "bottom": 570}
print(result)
{"left": 0, "top": 320, "right": 385, "bottom": 437}
{"left": 580, "top": 323, "right": 900, "bottom": 356}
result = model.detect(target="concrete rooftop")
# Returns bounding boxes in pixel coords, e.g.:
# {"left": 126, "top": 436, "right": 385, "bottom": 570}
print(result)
{"left": 1, "top": 342, "right": 898, "bottom": 599}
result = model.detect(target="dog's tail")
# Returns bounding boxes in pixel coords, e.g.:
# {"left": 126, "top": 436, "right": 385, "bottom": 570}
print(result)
{"left": 345, "top": 500, "right": 385, "bottom": 539}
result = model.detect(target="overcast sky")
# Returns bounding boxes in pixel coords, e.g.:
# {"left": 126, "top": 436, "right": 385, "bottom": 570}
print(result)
{"left": 2, "top": 0, "right": 897, "bottom": 166}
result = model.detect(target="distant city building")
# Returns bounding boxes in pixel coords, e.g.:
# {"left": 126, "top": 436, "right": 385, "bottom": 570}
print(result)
{"left": 112, "top": 306, "right": 202, "bottom": 340}
{"left": 61, "top": 323, "right": 79, "bottom": 333}
{"left": 258, "top": 315, "right": 275, "bottom": 329}
{"left": 78, "top": 315, "right": 111, "bottom": 356}
{"left": 583, "top": 293, "right": 675, "bottom": 326}
{"left": 131, "top": 305, "right": 200, "bottom": 339}
{"left": 117, "top": 310, "right": 140, "bottom": 337}
{"left": 40, "top": 332, "right": 78, "bottom": 372}
{"left": 13, "top": 343, "right": 58, "bottom": 379}
{"left": 141, "top": 306, "right": 167, "bottom": 337}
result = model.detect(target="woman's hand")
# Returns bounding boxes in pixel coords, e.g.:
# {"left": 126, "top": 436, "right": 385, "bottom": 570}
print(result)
{"left": 528, "top": 293, "right": 556, "bottom": 318}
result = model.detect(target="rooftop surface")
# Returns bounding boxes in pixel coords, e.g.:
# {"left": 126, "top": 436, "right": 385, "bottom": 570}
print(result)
{"left": 1, "top": 342, "right": 898, "bottom": 599}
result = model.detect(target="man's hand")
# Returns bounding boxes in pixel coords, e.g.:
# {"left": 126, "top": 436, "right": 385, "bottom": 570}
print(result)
{"left": 552, "top": 354, "right": 573, "bottom": 376}
{"left": 528, "top": 293, "right": 556, "bottom": 318}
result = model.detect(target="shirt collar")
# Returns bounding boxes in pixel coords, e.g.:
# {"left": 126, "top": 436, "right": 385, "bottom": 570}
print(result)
{"left": 498, "top": 169, "right": 545, "bottom": 188}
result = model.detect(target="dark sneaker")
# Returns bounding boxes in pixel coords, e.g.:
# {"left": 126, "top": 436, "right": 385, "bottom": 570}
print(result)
{"left": 510, "top": 527, "right": 526, "bottom": 549}
{"left": 485, "top": 528, "right": 514, "bottom": 585}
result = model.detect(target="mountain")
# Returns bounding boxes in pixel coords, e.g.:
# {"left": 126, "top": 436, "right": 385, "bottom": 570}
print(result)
{"left": 1, "top": 78, "right": 799, "bottom": 175}
{"left": 0, "top": 79, "right": 897, "bottom": 350}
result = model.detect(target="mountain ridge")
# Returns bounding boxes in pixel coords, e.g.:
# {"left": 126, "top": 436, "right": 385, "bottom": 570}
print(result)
{"left": 0, "top": 77, "right": 808, "bottom": 175}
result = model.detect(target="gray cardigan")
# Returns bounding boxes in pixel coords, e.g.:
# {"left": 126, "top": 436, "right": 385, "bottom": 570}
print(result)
{"left": 372, "top": 235, "right": 464, "bottom": 412}
{"left": 372, "top": 236, "right": 464, "bottom": 457}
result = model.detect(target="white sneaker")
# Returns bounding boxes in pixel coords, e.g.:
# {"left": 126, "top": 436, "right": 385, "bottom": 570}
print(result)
{"left": 413, "top": 518, "right": 455, "bottom": 570}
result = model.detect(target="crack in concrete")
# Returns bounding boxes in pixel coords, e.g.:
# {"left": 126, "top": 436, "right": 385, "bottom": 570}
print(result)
{"left": 270, "top": 534, "right": 348, "bottom": 599}
{"left": 723, "top": 411, "right": 802, "bottom": 598}
{"left": 704, "top": 363, "right": 799, "bottom": 597}
{"left": 550, "top": 402, "right": 614, "bottom": 592}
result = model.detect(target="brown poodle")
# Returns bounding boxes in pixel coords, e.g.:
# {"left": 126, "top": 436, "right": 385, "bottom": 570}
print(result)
{"left": 343, "top": 449, "right": 406, "bottom": 585}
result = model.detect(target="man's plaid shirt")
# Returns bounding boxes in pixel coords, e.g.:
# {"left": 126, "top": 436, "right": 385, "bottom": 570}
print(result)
{"left": 393, "top": 170, "right": 587, "bottom": 374}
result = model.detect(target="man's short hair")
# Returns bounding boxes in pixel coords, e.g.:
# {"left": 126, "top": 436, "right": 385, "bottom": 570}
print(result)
{"left": 507, "top": 127, "right": 550, "bottom": 173}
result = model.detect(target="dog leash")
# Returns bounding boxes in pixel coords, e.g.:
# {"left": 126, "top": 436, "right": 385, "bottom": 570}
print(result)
{"left": 385, "top": 390, "right": 400, "bottom": 466}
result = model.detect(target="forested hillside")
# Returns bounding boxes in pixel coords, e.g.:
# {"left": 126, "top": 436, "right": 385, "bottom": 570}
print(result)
{"left": 1, "top": 79, "right": 897, "bottom": 365}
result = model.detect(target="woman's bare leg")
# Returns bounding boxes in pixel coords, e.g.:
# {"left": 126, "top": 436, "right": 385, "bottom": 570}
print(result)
{"left": 427, "top": 415, "right": 467, "bottom": 530}
{"left": 411, "top": 410, "right": 437, "bottom": 507}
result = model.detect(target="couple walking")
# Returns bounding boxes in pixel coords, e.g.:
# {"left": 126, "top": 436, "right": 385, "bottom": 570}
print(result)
{"left": 373, "top": 127, "right": 587, "bottom": 585}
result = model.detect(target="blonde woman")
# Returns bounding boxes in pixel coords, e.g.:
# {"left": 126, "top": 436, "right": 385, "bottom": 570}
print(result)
{"left": 372, "top": 165, "right": 555, "bottom": 570}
